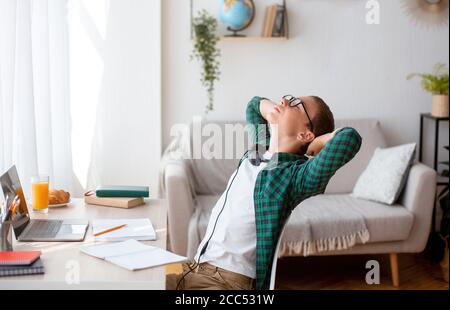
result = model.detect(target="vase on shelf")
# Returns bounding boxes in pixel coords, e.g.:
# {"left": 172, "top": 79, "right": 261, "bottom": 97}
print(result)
{"left": 432, "top": 95, "right": 449, "bottom": 118}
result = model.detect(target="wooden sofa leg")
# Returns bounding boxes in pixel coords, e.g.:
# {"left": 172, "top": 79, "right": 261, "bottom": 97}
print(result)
{"left": 389, "top": 253, "right": 400, "bottom": 287}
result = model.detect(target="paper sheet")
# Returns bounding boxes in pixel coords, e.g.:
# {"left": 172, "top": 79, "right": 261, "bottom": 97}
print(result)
{"left": 81, "top": 240, "right": 187, "bottom": 271}
{"left": 93, "top": 219, "right": 156, "bottom": 241}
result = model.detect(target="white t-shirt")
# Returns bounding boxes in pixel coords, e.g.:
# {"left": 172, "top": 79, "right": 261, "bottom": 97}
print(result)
{"left": 194, "top": 152, "right": 272, "bottom": 279}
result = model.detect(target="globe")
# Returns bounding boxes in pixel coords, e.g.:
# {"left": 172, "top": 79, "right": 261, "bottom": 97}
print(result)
{"left": 219, "top": 0, "right": 255, "bottom": 36}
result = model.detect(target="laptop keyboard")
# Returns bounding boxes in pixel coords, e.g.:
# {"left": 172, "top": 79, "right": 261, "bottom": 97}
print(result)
{"left": 23, "top": 219, "right": 63, "bottom": 239}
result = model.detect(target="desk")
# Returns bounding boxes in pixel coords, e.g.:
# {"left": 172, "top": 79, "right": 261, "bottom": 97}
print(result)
{"left": 0, "top": 199, "right": 167, "bottom": 290}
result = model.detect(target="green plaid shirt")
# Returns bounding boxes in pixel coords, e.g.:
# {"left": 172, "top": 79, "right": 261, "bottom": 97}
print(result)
{"left": 246, "top": 96, "right": 362, "bottom": 289}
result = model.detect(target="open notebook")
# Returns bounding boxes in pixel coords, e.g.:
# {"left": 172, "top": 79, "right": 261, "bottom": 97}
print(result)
{"left": 92, "top": 219, "right": 156, "bottom": 241}
{"left": 81, "top": 240, "right": 187, "bottom": 271}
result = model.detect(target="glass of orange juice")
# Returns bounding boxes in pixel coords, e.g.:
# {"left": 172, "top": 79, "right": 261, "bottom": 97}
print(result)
{"left": 31, "top": 175, "right": 49, "bottom": 214}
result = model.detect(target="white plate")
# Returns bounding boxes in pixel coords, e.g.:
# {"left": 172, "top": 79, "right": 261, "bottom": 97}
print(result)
{"left": 28, "top": 199, "right": 72, "bottom": 209}
{"left": 49, "top": 198, "right": 71, "bottom": 208}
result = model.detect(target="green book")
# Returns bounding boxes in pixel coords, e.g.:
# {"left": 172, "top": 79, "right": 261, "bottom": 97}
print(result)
{"left": 96, "top": 186, "right": 149, "bottom": 198}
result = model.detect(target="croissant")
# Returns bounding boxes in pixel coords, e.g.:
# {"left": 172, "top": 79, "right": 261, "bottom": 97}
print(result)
{"left": 49, "top": 189, "right": 70, "bottom": 204}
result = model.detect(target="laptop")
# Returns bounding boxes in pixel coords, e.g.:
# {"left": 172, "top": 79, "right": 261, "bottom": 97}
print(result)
{"left": 0, "top": 165, "right": 88, "bottom": 242}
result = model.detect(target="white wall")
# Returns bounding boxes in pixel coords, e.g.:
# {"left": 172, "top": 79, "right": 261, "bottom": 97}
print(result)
{"left": 69, "top": 0, "right": 161, "bottom": 196}
{"left": 163, "top": 0, "right": 449, "bottom": 172}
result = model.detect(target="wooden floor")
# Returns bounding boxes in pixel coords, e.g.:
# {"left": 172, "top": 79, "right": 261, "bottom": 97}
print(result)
{"left": 166, "top": 253, "right": 449, "bottom": 290}
{"left": 275, "top": 253, "right": 448, "bottom": 290}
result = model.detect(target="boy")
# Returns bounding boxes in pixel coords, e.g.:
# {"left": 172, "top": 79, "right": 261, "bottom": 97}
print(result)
{"left": 169, "top": 95, "right": 362, "bottom": 290}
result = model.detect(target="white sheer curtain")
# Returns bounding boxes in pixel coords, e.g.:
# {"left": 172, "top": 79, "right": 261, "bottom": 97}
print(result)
{"left": 0, "top": 0, "right": 78, "bottom": 198}
{"left": 68, "top": 0, "right": 161, "bottom": 194}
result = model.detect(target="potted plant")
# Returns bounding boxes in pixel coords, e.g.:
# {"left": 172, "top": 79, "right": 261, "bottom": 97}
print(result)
{"left": 192, "top": 10, "right": 221, "bottom": 113}
{"left": 439, "top": 146, "right": 449, "bottom": 282}
{"left": 407, "top": 63, "right": 449, "bottom": 117}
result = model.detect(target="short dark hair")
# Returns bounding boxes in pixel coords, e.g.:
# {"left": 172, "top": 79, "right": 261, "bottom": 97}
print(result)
{"left": 310, "top": 96, "right": 335, "bottom": 137}
{"left": 299, "top": 96, "right": 335, "bottom": 155}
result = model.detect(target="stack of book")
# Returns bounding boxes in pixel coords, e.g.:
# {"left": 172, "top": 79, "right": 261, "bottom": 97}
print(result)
{"left": 262, "top": 4, "right": 288, "bottom": 38}
{"left": 85, "top": 186, "right": 150, "bottom": 209}
{"left": 0, "top": 251, "right": 44, "bottom": 277}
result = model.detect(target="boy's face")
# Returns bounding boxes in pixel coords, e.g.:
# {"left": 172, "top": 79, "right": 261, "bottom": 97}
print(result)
{"left": 266, "top": 96, "right": 317, "bottom": 145}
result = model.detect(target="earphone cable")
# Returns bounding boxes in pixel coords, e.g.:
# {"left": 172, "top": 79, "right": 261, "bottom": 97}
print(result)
{"left": 175, "top": 151, "right": 249, "bottom": 290}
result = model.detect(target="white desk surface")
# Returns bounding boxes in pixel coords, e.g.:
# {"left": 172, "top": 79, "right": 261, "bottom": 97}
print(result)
{"left": 0, "top": 198, "right": 167, "bottom": 290}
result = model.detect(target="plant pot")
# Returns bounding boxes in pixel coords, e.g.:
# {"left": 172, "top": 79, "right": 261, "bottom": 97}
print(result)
{"left": 441, "top": 238, "right": 449, "bottom": 283}
{"left": 432, "top": 95, "right": 449, "bottom": 118}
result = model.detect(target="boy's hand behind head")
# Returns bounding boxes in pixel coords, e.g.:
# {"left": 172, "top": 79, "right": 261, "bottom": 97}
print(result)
{"left": 306, "top": 128, "right": 341, "bottom": 156}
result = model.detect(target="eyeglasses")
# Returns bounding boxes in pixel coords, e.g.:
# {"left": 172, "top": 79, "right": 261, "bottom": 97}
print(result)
{"left": 282, "top": 95, "right": 315, "bottom": 133}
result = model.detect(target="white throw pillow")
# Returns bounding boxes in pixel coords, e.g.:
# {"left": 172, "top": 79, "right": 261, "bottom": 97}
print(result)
{"left": 352, "top": 143, "right": 416, "bottom": 205}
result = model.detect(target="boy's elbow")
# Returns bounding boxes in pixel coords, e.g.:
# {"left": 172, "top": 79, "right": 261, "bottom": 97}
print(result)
{"left": 246, "top": 96, "right": 259, "bottom": 112}
{"left": 348, "top": 127, "right": 362, "bottom": 146}
{"left": 349, "top": 128, "right": 363, "bottom": 154}
{"left": 339, "top": 127, "right": 363, "bottom": 154}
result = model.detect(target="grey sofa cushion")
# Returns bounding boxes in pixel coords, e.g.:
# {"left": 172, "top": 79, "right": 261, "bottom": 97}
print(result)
{"left": 325, "top": 119, "right": 387, "bottom": 194}
{"left": 352, "top": 143, "right": 416, "bottom": 205}
{"left": 189, "top": 121, "right": 247, "bottom": 196}
{"left": 282, "top": 194, "right": 414, "bottom": 247}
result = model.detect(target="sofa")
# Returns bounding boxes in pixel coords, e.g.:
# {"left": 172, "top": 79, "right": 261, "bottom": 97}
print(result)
{"left": 162, "top": 119, "right": 437, "bottom": 287}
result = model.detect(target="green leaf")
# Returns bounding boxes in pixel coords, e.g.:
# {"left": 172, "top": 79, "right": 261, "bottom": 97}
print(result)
{"left": 407, "top": 63, "right": 449, "bottom": 95}
{"left": 191, "top": 10, "right": 221, "bottom": 113}
{"left": 434, "top": 63, "right": 447, "bottom": 75}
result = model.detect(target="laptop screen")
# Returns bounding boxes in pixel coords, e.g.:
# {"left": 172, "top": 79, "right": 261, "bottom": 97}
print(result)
{"left": 0, "top": 165, "right": 31, "bottom": 238}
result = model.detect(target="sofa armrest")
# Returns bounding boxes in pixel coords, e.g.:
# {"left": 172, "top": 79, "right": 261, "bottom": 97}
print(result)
{"left": 399, "top": 163, "right": 437, "bottom": 252}
{"left": 164, "top": 161, "right": 195, "bottom": 256}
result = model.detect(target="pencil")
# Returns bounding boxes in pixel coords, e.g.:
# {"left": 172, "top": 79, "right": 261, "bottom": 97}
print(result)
{"left": 94, "top": 224, "right": 127, "bottom": 237}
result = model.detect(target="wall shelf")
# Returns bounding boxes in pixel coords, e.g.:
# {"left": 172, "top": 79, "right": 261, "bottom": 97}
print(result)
{"left": 191, "top": 0, "right": 289, "bottom": 41}
{"left": 219, "top": 36, "right": 288, "bottom": 42}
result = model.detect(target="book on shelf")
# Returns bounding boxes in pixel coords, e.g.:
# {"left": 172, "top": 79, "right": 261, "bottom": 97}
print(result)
{"left": 85, "top": 195, "right": 145, "bottom": 209}
{"left": 268, "top": 5, "right": 277, "bottom": 37}
{"left": 272, "top": 5, "right": 286, "bottom": 37}
{"left": 262, "top": 4, "right": 287, "bottom": 38}
{"left": 262, "top": 5, "right": 270, "bottom": 36}
{"left": 263, "top": 5, "right": 277, "bottom": 37}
